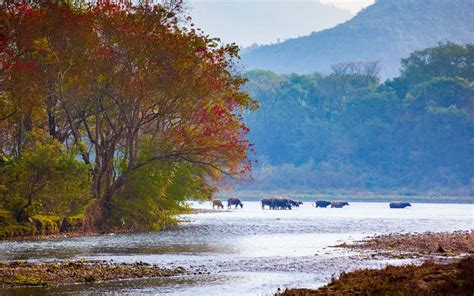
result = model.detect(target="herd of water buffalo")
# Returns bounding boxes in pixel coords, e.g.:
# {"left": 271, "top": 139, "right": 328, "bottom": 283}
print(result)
{"left": 211, "top": 198, "right": 412, "bottom": 210}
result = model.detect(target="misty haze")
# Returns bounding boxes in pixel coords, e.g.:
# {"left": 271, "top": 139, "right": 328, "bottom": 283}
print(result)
{"left": 0, "top": 0, "right": 473, "bottom": 295}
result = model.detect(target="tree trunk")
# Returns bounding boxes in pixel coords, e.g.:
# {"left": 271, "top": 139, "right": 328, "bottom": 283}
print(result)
{"left": 87, "top": 148, "right": 119, "bottom": 231}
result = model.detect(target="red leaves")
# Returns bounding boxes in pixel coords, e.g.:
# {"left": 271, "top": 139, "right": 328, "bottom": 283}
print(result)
{"left": 210, "top": 105, "right": 226, "bottom": 117}
{"left": 1, "top": 0, "right": 257, "bottom": 184}
{"left": 4, "top": 49, "right": 15, "bottom": 57}
{"left": 3, "top": 59, "right": 37, "bottom": 74}
{"left": 95, "top": 1, "right": 122, "bottom": 13}
{"left": 98, "top": 45, "right": 115, "bottom": 57}
{"left": 14, "top": 3, "right": 33, "bottom": 16}
{"left": 19, "top": 60, "right": 37, "bottom": 73}
{"left": 196, "top": 47, "right": 207, "bottom": 54}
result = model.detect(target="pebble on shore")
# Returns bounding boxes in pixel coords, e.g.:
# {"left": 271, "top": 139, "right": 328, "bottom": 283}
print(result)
{"left": 0, "top": 260, "right": 186, "bottom": 287}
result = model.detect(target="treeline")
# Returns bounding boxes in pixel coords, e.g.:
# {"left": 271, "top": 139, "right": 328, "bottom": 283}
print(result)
{"left": 243, "top": 42, "right": 474, "bottom": 195}
{"left": 0, "top": 1, "right": 256, "bottom": 236}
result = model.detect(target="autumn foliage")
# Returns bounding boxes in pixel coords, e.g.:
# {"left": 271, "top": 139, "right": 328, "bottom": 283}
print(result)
{"left": 0, "top": 0, "right": 257, "bottom": 232}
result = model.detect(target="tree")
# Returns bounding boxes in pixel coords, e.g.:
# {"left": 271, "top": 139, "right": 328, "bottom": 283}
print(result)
{"left": 389, "top": 42, "right": 474, "bottom": 97}
{"left": 0, "top": 129, "right": 91, "bottom": 222}
{"left": 241, "top": 42, "right": 473, "bottom": 194}
{"left": 1, "top": 1, "right": 257, "bottom": 229}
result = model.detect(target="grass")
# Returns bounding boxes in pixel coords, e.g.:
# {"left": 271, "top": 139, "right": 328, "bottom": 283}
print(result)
{"left": 30, "top": 215, "right": 62, "bottom": 235}
{"left": 0, "top": 210, "right": 36, "bottom": 238}
{"left": 0, "top": 260, "right": 186, "bottom": 287}
{"left": 0, "top": 209, "right": 85, "bottom": 239}
{"left": 279, "top": 256, "right": 474, "bottom": 295}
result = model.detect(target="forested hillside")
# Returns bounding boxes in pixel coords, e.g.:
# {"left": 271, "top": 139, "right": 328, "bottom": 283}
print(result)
{"left": 243, "top": 43, "right": 474, "bottom": 195}
{"left": 241, "top": 0, "right": 474, "bottom": 78}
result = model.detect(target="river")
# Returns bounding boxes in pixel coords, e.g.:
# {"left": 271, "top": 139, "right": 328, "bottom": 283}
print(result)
{"left": 1, "top": 201, "right": 473, "bottom": 295}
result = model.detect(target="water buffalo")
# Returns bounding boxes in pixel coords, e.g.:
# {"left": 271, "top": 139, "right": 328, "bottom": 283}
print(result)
{"left": 314, "top": 200, "right": 331, "bottom": 208}
{"left": 261, "top": 198, "right": 272, "bottom": 209}
{"left": 212, "top": 199, "right": 224, "bottom": 209}
{"left": 289, "top": 200, "right": 303, "bottom": 207}
{"left": 331, "top": 201, "right": 349, "bottom": 208}
{"left": 389, "top": 202, "right": 411, "bottom": 209}
{"left": 270, "top": 198, "right": 292, "bottom": 210}
{"left": 227, "top": 198, "right": 243, "bottom": 209}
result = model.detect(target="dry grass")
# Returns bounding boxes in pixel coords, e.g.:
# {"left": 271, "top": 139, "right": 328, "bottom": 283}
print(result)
{"left": 279, "top": 256, "right": 474, "bottom": 295}
{"left": 341, "top": 230, "right": 474, "bottom": 255}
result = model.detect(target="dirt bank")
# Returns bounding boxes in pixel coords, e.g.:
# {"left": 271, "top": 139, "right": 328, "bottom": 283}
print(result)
{"left": 0, "top": 260, "right": 186, "bottom": 287}
{"left": 338, "top": 230, "right": 474, "bottom": 256}
{"left": 278, "top": 256, "right": 474, "bottom": 295}
{"left": 278, "top": 231, "right": 474, "bottom": 295}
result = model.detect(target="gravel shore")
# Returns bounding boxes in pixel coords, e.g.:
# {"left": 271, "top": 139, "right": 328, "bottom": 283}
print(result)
{"left": 279, "top": 230, "right": 474, "bottom": 295}
{"left": 0, "top": 260, "right": 186, "bottom": 287}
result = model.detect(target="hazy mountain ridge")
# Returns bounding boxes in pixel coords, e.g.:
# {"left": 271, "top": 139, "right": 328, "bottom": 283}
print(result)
{"left": 189, "top": 0, "right": 352, "bottom": 47}
{"left": 241, "top": 0, "right": 474, "bottom": 78}
{"left": 241, "top": 43, "right": 474, "bottom": 195}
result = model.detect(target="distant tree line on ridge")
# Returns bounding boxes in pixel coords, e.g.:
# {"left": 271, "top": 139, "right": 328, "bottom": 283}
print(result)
{"left": 242, "top": 42, "right": 473, "bottom": 196}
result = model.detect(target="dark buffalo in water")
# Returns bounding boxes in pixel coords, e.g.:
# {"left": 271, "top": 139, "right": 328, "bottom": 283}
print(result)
{"left": 270, "top": 198, "right": 292, "bottom": 210}
{"left": 261, "top": 198, "right": 272, "bottom": 209}
{"left": 227, "top": 198, "right": 243, "bottom": 209}
{"left": 389, "top": 202, "right": 411, "bottom": 209}
{"left": 314, "top": 200, "right": 331, "bottom": 208}
{"left": 331, "top": 201, "right": 349, "bottom": 208}
{"left": 289, "top": 200, "right": 303, "bottom": 207}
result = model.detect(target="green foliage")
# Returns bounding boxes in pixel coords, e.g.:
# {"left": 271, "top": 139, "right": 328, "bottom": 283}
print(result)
{"left": 108, "top": 138, "right": 215, "bottom": 231}
{"left": 243, "top": 43, "right": 474, "bottom": 195}
{"left": 0, "top": 130, "right": 92, "bottom": 221}
{"left": 30, "top": 215, "right": 62, "bottom": 236}
{"left": 401, "top": 43, "right": 474, "bottom": 87}
{"left": 0, "top": 210, "right": 37, "bottom": 238}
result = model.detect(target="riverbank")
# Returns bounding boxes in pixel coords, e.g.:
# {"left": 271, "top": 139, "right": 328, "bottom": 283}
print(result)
{"left": 279, "top": 231, "right": 474, "bottom": 295}
{"left": 0, "top": 260, "right": 186, "bottom": 288}
{"left": 0, "top": 206, "right": 235, "bottom": 241}
{"left": 278, "top": 256, "right": 474, "bottom": 295}
{"left": 338, "top": 230, "right": 474, "bottom": 256}
{"left": 0, "top": 206, "right": 205, "bottom": 241}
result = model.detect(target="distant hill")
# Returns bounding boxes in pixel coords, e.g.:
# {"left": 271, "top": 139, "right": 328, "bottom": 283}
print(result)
{"left": 241, "top": 0, "right": 474, "bottom": 79}
{"left": 240, "top": 43, "right": 474, "bottom": 195}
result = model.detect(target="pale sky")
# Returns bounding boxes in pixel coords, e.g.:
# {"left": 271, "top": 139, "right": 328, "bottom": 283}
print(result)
{"left": 319, "top": 0, "right": 375, "bottom": 14}
{"left": 188, "top": 0, "right": 375, "bottom": 47}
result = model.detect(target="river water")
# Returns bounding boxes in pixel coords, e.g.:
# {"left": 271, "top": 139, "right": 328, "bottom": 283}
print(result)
{"left": 1, "top": 201, "right": 473, "bottom": 295}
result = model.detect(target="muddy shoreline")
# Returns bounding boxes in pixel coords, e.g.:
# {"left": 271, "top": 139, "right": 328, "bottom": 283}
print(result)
{"left": 280, "top": 230, "right": 474, "bottom": 295}
{"left": 278, "top": 256, "right": 474, "bottom": 295}
{"left": 337, "top": 230, "right": 474, "bottom": 259}
{"left": 0, "top": 260, "right": 187, "bottom": 288}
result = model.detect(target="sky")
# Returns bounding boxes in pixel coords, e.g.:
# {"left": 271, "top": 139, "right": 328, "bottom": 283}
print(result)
{"left": 319, "top": 0, "right": 375, "bottom": 14}
{"left": 188, "top": 0, "right": 375, "bottom": 47}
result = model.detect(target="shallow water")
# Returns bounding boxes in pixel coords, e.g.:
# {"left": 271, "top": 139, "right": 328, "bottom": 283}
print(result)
{"left": 1, "top": 201, "right": 473, "bottom": 295}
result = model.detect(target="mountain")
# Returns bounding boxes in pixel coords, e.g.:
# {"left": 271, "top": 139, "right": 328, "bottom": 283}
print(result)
{"left": 189, "top": 0, "right": 352, "bottom": 47}
{"left": 241, "top": 0, "right": 474, "bottom": 79}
